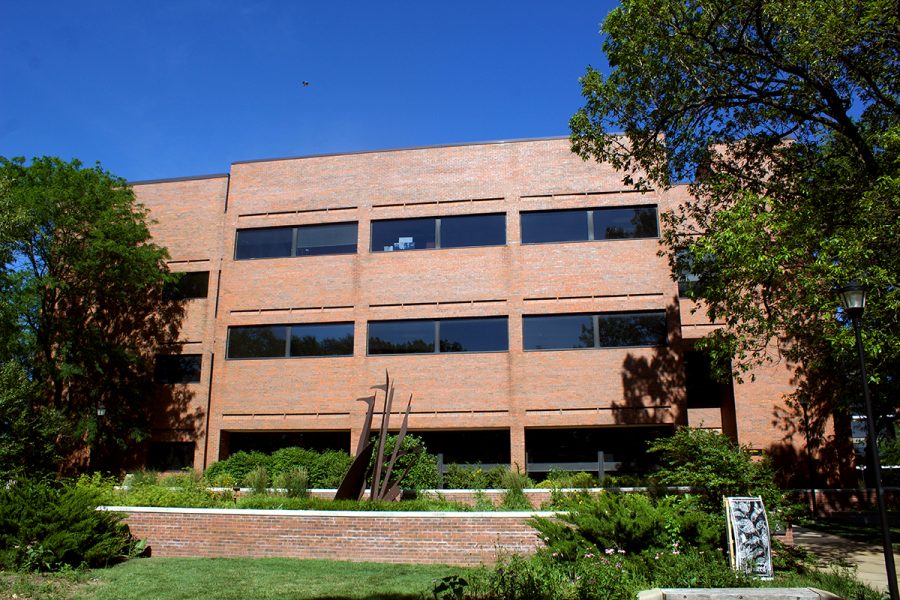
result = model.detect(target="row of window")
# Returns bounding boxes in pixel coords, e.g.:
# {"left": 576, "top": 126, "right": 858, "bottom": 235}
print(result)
{"left": 233, "top": 206, "right": 659, "bottom": 260}
{"left": 224, "top": 311, "right": 667, "bottom": 360}
{"left": 154, "top": 311, "right": 666, "bottom": 381}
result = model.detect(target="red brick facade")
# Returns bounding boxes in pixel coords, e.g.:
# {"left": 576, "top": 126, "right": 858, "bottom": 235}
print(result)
{"left": 133, "top": 137, "right": 799, "bottom": 474}
{"left": 108, "top": 506, "right": 548, "bottom": 565}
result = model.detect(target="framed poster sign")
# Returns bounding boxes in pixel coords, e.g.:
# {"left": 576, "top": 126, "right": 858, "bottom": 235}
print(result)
{"left": 724, "top": 496, "right": 773, "bottom": 579}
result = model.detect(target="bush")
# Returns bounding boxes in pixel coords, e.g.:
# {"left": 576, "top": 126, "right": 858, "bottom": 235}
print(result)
{"left": 0, "top": 479, "right": 140, "bottom": 572}
{"left": 203, "top": 447, "right": 353, "bottom": 488}
{"left": 499, "top": 468, "right": 533, "bottom": 510}
{"left": 368, "top": 434, "right": 440, "bottom": 490}
{"left": 274, "top": 467, "right": 309, "bottom": 498}
{"left": 442, "top": 464, "right": 507, "bottom": 489}
{"left": 535, "top": 470, "right": 598, "bottom": 489}
{"left": 245, "top": 466, "right": 269, "bottom": 495}
{"left": 648, "top": 427, "right": 800, "bottom": 525}
{"left": 531, "top": 492, "right": 722, "bottom": 559}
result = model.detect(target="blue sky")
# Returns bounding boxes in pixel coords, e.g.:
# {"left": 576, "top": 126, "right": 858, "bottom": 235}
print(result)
{"left": 0, "top": 1, "right": 618, "bottom": 182}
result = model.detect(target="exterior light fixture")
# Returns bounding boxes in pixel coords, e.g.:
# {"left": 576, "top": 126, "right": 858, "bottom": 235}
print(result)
{"left": 838, "top": 283, "right": 898, "bottom": 600}
{"left": 96, "top": 403, "right": 106, "bottom": 418}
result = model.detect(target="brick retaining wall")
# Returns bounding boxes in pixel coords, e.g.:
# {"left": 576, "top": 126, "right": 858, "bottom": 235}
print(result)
{"left": 103, "top": 507, "right": 551, "bottom": 566}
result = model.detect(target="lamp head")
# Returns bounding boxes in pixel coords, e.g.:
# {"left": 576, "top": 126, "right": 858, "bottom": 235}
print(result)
{"left": 839, "top": 282, "right": 866, "bottom": 320}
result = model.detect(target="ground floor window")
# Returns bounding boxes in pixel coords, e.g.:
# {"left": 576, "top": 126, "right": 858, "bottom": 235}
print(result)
{"left": 148, "top": 441, "right": 194, "bottom": 471}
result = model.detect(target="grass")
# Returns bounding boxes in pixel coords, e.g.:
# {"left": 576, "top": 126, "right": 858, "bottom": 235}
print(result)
{"left": 1, "top": 558, "right": 469, "bottom": 600}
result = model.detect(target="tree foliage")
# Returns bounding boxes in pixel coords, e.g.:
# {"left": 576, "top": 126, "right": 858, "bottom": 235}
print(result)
{"left": 571, "top": 0, "right": 900, "bottom": 445}
{"left": 0, "top": 156, "right": 183, "bottom": 472}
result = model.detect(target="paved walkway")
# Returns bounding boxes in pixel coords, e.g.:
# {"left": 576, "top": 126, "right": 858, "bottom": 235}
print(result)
{"left": 793, "top": 526, "right": 899, "bottom": 593}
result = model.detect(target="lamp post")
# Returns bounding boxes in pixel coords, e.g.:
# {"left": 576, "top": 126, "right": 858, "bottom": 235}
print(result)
{"left": 798, "top": 397, "right": 818, "bottom": 517}
{"left": 839, "top": 283, "right": 899, "bottom": 600}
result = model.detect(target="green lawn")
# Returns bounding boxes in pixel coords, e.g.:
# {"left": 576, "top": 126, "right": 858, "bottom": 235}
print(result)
{"left": 1, "top": 558, "right": 471, "bottom": 600}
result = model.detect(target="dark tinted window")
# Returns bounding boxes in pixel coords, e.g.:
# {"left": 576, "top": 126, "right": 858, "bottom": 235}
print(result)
{"left": 523, "top": 315, "right": 594, "bottom": 350}
{"left": 438, "top": 317, "right": 508, "bottom": 352}
{"left": 296, "top": 222, "right": 357, "bottom": 256}
{"left": 595, "top": 207, "right": 658, "bottom": 239}
{"left": 521, "top": 209, "right": 589, "bottom": 244}
{"left": 227, "top": 325, "right": 289, "bottom": 358}
{"left": 148, "top": 442, "right": 194, "bottom": 471}
{"left": 236, "top": 223, "right": 358, "bottom": 260}
{"left": 596, "top": 312, "right": 667, "bottom": 347}
{"left": 164, "top": 271, "right": 209, "bottom": 300}
{"left": 154, "top": 354, "right": 202, "bottom": 383}
{"left": 290, "top": 323, "right": 354, "bottom": 356}
{"left": 235, "top": 227, "right": 294, "bottom": 259}
{"left": 371, "top": 218, "right": 436, "bottom": 252}
{"left": 439, "top": 214, "right": 506, "bottom": 248}
{"left": 368, "top": 320, "right": 435, "bottom": 354}
{"left": 524, "top": 311, "right": 666, "bottom": 350}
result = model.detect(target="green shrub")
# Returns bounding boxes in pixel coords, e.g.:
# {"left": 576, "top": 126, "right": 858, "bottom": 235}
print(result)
{"left": 274, "top": 467, "right": 309, "bottom": 498}
{"left": 128, "top": 470, "right": 159, "bottom": 488}
{"left": 236, "top": 496, "right": 470, "bottom": 511}
{"left": 309, "top": 450, "right": 353, "bottom": 488}
{"left": 245, "top": 466, "right": 269, "bottom": 495}
{"left": 531, "top": 492, "right": 722, "bottom": 559}
{"left": 648, "top": 427, "right": 800, "bottom": 525}
{"left": 368, "top": 434, "right": 440, "bottom": 490}
{"left": 443, "top": 464, "right": 507, "bottom": 489}
{"left": 499, "top": 468, "right": 533, "bottom": 510}
{"left": 203, "top": 447, "right": 353, "bottom": 488}
{"left": 204, "top": 451, "right": 271, "bottom": 486}
{"left": 535, "top": 469, "right": 598, "bottom": 489}
{"left": 0, "top": 479, "right": 140, "bottom": 572}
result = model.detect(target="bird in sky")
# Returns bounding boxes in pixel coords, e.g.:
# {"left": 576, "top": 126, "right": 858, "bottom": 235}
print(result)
{"left": 302, "top": 81, "right": 310, "bottom": 87}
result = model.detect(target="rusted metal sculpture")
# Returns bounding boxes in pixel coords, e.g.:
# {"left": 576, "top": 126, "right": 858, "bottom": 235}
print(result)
{"left": 334, "top": 371, "right": 420, "bottom": 501}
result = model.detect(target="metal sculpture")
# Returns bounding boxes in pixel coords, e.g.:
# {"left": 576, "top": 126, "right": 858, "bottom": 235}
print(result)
{"left": 334, "top": 371, "right": 420, "bottom": 501}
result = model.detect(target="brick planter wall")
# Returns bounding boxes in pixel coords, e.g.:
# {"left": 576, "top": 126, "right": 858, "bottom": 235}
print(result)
{"left": 104, "top": 507, "right": 551, "bottom": 566}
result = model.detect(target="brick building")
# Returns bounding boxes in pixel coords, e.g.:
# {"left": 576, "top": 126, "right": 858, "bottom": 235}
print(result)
{"left": 133, "top": 136, "right": 797, "bottom": 476}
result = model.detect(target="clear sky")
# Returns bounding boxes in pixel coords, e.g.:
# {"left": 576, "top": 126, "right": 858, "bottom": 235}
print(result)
{"left": 0, "top": 1, "right": 618, "bottom": 182}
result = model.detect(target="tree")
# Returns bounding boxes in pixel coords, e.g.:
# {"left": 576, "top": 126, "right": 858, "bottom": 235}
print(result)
{"left": 570, "top": 0, "right": 900, "bottom": 452}
{"left": 0, "top": 157, "right": 184, "bottom": 472}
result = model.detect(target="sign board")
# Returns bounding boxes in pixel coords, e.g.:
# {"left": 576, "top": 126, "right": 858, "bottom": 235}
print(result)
{"left": 724, "top": 496, "right": 773, "bottom": 579}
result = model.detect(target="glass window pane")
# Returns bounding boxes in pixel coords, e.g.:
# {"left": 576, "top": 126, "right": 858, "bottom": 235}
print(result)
{"left": 235, "top": 227, "right": 294, "bottom": 260}
{"left": 290, "top": 323, "right": 355, "bottom": 356}
{"left": 368, "top": 320, "right": 435, "bottom": 354}
{"left": 523, "top": 315, "right": 595, "bottom": 350}
{"left": 227, "top": 325, "right": 289, "bottom": 358}
{"left": 521, "top": 210, "right": 590, "bottom": 244}
{"left": 371, "top": 218, "right": 436, "bottom": 252}
{"left": 439, "top": 317, "right": 508, "bottom": 352}
{"left": 296, "top": 222, "right": 357, "bottom": 256}
{"left": 440, "top": 214, "right": 506, "bottom": 248}
{"left": 164, "top": 271, "right": 209, "bottom": 300}
{"left": 154, "top": 354, "right": 202, "bottom": 383}
{"left": 596, "top": 312, "right": 667, "bottom": 347}
{"left": 594, "top": 207, "right": 658, "bottom": 240}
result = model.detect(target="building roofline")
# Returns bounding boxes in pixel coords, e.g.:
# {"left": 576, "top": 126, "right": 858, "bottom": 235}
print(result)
{"left": 230, "top": 135, "right": 571, "bottom": 167}
{"left": 129, "top": 173, "right": 229, "bottom": 186}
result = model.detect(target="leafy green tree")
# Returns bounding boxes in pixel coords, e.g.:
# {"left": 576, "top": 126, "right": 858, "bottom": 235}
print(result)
{"left": 0, "top": 361, "right": 64, "bottom": 479}
{"left": 0, "top": 156, "right": 184, "bottom": 472}
{"left": 571, "top": 0, "right": 899, "bottom": 451}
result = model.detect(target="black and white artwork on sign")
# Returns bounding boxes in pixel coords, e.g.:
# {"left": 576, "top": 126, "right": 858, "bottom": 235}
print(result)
{"left": 724, "top": 496, "right": 774, "bottom": 579}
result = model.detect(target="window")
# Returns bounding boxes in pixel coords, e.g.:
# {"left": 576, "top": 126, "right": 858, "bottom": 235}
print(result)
{"left": 164, "top": 271, "right": 209, "bottom": 300}
{"left": 523, "top": 311, "right": 667, "bottom": 350}
{"left": 226, "top": 323, "right": 354, "bottom": 359}
{"left": 521, "top": 206, "right": 658, "bottom": 244}
{"left": 148, "top": 442, "right": 194, "bottom": 471}
{"left": 371, "top": 214, "right": 505, "bottom": 252}
{"left": 235, "top": 223, "right": 357, "bottom": 260}
{"left": 154, "top": 354, "right": 202, "bottom": 383}
{"left": 368, "top": 317, "right": 508, "bottom": 354}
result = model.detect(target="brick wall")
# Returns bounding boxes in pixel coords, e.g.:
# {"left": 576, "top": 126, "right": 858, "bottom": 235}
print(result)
{"left": 106, "top": 506, "right": 550, "bottom": 565}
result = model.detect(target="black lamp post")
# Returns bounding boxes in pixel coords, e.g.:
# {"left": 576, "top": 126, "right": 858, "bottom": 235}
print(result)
{"left": 839, "top": 283, "right": 899, "bottom": 600}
